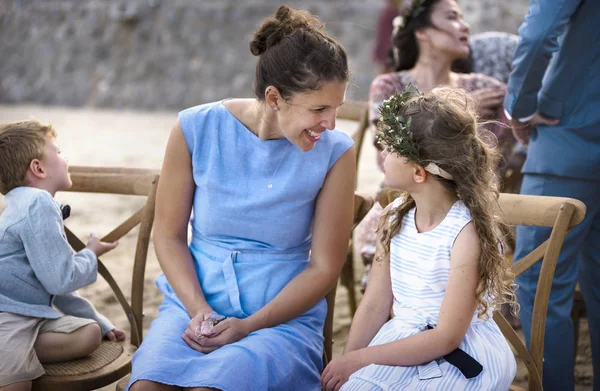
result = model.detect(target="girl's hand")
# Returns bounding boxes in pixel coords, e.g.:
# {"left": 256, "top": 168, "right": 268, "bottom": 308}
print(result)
{"left": 105, "top": 328, "right": 126, "bottom": 342}
{"left": 321, "top": 351, "right": 366, "bottom": 391}
{"left": 191, "top": 317, "right": 251, "bottom": 354}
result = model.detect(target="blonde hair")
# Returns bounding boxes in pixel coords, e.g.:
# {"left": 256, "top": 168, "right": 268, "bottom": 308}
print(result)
{"left": 376, "top": 87, "right": 516, "bottom": 318}
{"left": 0, "top": 120, "right": 56, "bottom": 195}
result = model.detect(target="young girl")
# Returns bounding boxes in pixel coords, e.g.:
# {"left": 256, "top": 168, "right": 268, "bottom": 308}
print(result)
{"left": 321, "top": 86, "right": 517, "bottom": 390}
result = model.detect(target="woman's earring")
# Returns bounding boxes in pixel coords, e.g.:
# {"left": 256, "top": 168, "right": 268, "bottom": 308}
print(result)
{"left": 273, "top": 106, "right": 278, "bottom": 111}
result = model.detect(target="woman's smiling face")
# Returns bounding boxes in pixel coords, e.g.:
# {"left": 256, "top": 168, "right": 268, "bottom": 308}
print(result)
{"left": 276, "top": 80, "right": 347, "bottom": 152}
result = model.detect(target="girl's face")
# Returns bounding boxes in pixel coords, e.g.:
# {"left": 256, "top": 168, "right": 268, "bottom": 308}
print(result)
{"left": 277, "top": 80, "right": 347, "bottom": 152}
{"left": 381, "top": 148, "right": 416, "bottom": 190}
{"left": 420, "top": 0, "right": 471, "bottom": 60}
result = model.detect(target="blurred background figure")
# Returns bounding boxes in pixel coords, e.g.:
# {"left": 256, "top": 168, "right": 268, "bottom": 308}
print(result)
{"left": 372, "top": 0, "right": 402, "bottom": 74}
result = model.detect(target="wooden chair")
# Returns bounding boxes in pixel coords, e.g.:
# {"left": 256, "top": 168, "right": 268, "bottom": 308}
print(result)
{"left": 323, "top": 193, "right": 374, "bottom": 365}
{"left": 336, "top": 100, "right": 371, "bottom": 318}
{"left": 32, "top": 166, "right": 159, "bottom": 391}
{"left": 377, "top": 187, "right": 586, "bottom": 391}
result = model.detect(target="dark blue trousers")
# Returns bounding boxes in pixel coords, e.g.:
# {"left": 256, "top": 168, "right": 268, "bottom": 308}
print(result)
{"left": 515, "top": 174, "right": 600, "bottom": 391}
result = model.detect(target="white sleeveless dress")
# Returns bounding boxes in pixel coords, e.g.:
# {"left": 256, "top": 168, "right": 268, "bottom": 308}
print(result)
{"left": 342, "top": 200, "right": 516, "bottom": 390}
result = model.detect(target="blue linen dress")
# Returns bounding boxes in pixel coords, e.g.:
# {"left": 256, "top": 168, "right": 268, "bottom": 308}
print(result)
{"left": 127, "top": 101, "right": 353, "bottom": 390}
{"left": 342, "top": 199, "right": 516, "bottom": 390}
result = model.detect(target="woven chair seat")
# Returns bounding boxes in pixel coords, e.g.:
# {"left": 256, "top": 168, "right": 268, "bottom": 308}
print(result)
{"left": 43, "top": 341, "right": 124, "bottom": 377}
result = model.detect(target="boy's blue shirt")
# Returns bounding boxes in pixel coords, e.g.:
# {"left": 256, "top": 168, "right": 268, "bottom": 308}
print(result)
{"left": 0, "top": 186, "right": 114, "bottom": 335}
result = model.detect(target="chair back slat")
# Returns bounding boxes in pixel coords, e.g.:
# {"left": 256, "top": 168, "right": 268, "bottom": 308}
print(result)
{"left": 497, "top": 193, "right": 585, "bottom": 227}
{"left": 69, "top": 171, "right": 157, "bottom": 195}
{"left": 493, "top": 311, "right": 542, "bottom": 385}
{"left": 101, "top": 207, "right": 144, "bottom": 243}
{"left": 512, "top": 242, "right": 547, "bottom": 277}
{"left": 527, "top": 202, "right": 575, "bottom": 389}
{"left": 131, "top": 176, "right": 159, "bottom": 345}
{"left": 69, "top": 166, "right": 160, "bottom": 176}
{"left": 337, "top": 101, "right": 367, "bottom": 122}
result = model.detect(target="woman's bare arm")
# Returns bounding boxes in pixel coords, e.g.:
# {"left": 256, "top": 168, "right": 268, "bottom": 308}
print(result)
{"left": 153, "top": 121, "right": 212, "bottom": 318}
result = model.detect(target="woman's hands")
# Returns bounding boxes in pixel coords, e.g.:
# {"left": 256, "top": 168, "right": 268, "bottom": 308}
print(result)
{"left": 182, "top": 308, "right": 251, "bottom": 354}
{"left": 321, "top": 351, "right": 367, "bottom": 391}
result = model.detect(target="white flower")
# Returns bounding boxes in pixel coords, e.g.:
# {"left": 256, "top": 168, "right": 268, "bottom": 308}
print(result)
{"left": 393, "top": 15, "right": 404, "bottom": 29}
{"left": 392, "top": 16, "right": 404, "bottom": 36}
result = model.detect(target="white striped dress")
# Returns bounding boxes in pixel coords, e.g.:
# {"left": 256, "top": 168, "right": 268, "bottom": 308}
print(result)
{"left": 342, "top": 200, "right": 516, "bottom": 391}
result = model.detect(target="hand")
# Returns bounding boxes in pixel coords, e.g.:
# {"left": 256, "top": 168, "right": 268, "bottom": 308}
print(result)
{"left": 510, "top": 112, "right": 560, "bottom": 145}
{"left": 182, "top": 308, "right": 222, "bottom": 353}
{"left": 470, "top": 87, "right": 506, "bottom": 119}
{"left": 86, "top": 234, "right": 118, "bottom": 257}
{"left": 105, "top": 328, "right": 126, "bottom": 342}
{"left": 321, "top": 351, "right": 366, "bottom": 391}
{"left": 183, "top": 315, "right": 250, "bottom": 354}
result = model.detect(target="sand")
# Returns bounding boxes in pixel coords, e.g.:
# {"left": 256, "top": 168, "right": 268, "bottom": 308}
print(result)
{"left": 0, "top": 104, "right": 592, "bottom": 390}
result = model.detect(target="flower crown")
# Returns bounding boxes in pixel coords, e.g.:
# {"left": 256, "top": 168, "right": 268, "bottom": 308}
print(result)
{"left": 375, "top": 84, "right": 454, "bottom": 181}
{"left": 393, "top": 0, "right": 429, "bottom": 31}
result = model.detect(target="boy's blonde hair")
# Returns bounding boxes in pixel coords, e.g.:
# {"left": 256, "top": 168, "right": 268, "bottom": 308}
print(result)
{"left": 0, "top": 120, "right": 56, "bottom": 195}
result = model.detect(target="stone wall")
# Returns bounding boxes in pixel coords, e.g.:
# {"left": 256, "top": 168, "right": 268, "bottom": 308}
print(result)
{"left": 0, "top": 0, "right": 529, "bottom": 109}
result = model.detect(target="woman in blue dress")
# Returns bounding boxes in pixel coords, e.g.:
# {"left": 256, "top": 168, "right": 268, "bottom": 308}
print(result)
{"left": 128, "top": 5, "right": 356, "bottom": 391}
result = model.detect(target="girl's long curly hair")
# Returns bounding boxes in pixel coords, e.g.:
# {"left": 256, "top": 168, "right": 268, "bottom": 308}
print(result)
{"left": 376, "top": 87, "right": 517, "bottom": 319}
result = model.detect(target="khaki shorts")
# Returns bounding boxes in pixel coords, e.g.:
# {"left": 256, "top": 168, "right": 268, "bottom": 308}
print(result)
{"left": 0, "top": 312, "right": 97, "bottom": 387}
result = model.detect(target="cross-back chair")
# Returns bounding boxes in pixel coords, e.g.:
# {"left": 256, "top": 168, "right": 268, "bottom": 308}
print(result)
{"left": 323, "top": 192, "right": 374, "bottom": 366}
{"left": 378, "top": 187, "right": 586, "bottom": 391}
{"left": 32, "top": 166, "right": 159, "bottom": 391}
{"left": 336, "top": 100, "right": 371, "bottom": 318}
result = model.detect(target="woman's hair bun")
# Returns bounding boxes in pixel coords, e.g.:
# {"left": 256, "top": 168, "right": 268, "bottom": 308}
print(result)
{"left": 249, "top": 5, "right": 324, "bottom": 56}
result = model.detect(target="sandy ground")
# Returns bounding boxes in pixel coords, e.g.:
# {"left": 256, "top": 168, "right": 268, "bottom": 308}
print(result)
{"left": 0, "top": 104, "right": 593, "bottom": 390}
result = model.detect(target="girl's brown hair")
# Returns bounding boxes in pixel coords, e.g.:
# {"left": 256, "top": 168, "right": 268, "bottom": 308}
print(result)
{"left": 376, "top": 87, "right": 516, "bottom": 318}
{"left": 249, "top": 5, "right": 349, "bottom": 101}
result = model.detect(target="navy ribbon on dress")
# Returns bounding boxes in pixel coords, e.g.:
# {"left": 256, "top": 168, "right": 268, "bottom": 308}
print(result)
{"left": 427, "top": 325, "right": 483, "bottom": 379}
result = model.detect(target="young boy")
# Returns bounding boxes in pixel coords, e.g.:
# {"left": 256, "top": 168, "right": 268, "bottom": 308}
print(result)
{"left": 0, "top": 120, "right": 125, "bottom": 391}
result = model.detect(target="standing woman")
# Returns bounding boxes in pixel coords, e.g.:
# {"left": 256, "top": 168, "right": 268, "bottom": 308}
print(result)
{"left": 128, "top": 5, "right": 356, "bottom": 391}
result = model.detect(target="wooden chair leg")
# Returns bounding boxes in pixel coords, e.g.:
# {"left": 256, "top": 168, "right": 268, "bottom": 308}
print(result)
{"left": 341, "top": 247, "right": 357, "bottom": 318}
